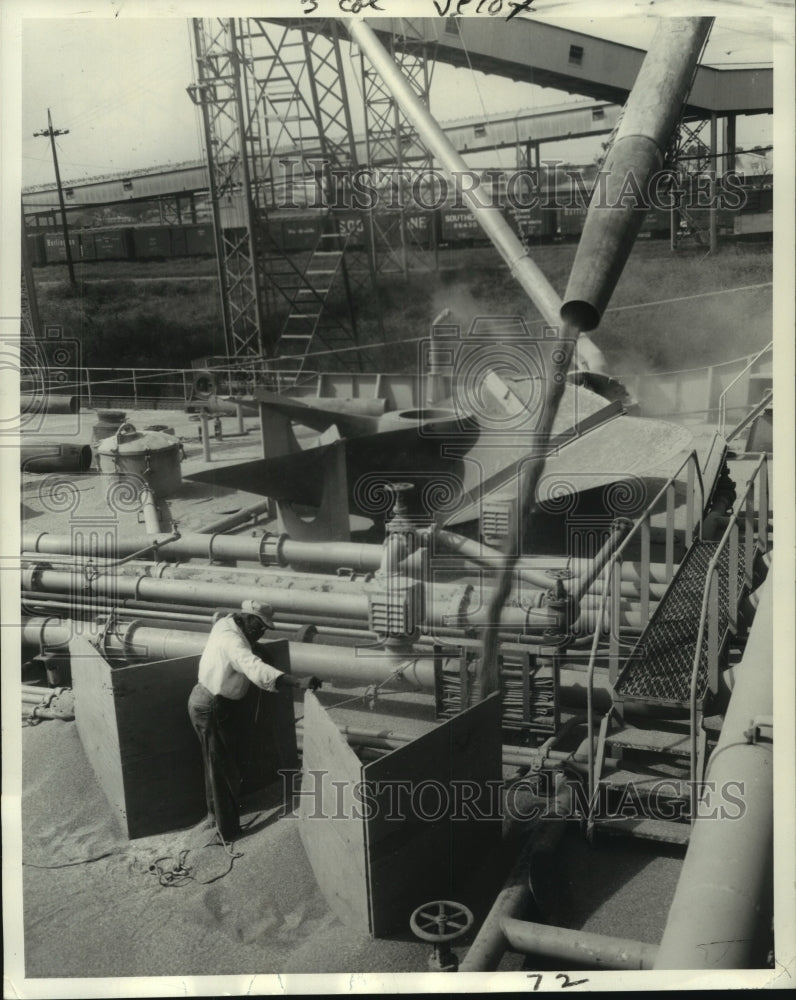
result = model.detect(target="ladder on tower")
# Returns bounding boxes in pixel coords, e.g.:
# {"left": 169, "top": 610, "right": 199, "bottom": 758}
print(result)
{"left": 267, "top": 218, "right": 360, "bottom": 380}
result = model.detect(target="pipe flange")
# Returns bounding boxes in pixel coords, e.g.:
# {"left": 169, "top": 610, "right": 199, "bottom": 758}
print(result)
{"left": 31, "top": 531, "right": 49, "bottom": 554}
{"left": 293, "top": 624, "right": 318, "bottom": 643}
{"left": 259, "top": 531, "right": 287, "bottom": 568}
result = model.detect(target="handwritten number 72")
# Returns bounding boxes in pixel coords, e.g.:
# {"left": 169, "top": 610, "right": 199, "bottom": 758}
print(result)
{"left": 527, "top": 973, "right": 590, "bottom": 990}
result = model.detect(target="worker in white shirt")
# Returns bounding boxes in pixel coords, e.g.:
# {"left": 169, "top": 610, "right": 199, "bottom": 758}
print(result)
{"left": 188, "top": 599, "right": 321, "bottom": 842}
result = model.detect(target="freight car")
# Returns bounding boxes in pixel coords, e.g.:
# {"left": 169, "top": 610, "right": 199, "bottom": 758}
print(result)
{"left": 25, "top": 173, "right": 772, "bottom": 266}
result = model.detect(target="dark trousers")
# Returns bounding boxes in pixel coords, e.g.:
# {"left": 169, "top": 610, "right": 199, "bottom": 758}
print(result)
{"left": 188, "top": 683, "right": 243, "bottom": 840}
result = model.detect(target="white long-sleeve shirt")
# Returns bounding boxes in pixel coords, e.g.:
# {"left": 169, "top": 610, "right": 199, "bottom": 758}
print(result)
{"left": 197, "top": 615, "right": 283, "bottom": 699}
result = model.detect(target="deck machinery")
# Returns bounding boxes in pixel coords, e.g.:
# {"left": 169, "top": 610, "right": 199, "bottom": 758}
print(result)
{"left": 20, "top": 15, "right": 775, "bottom": 974}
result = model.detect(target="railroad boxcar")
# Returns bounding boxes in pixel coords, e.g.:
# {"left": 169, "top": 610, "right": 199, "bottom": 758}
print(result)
{"left": 279, "top": 214, "right": 324, "bottom": 252}
{"left": 132, "top": 226, "right": 173, "bottom": 260}
{"left": 43, "top": 232, "right": 82, "bottom": 264}
{"left": 637, "top": 206, "right": 672, "bottom": 239}
{"left": 92, "top": 228, "right": 135, "bottom": 261}
{"left": 183, "top": 223, "right": 215, "bottom": 257}
{"left": 504, "top": 203, "right": 556, "bottom": 243}
{"left": 170, "top": 225, "right": 189, "bottom": 258}
{"left": 557, "top": 205, "right": 588, "bottom": 240}
{"left": 439, "top": 206, "right": 484, "bottom": 246}
{"left": 404, "top": 210, "right": 434, "bottom": 250}
{"left": 334, "top": 211, "right": 367, "bottom": 248}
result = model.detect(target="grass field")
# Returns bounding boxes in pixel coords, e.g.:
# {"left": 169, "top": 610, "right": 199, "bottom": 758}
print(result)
{"left": 32, "top": 238, "right": 772, "bottom": 377}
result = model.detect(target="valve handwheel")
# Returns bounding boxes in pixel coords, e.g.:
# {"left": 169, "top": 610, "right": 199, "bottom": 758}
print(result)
{"left": 410, "top": 900, "right": 473, "bottom": 943}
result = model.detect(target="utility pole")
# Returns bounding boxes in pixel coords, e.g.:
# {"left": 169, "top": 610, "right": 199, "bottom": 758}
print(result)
{"left": 33, "top": 109, "right": 76, "bottom": 286}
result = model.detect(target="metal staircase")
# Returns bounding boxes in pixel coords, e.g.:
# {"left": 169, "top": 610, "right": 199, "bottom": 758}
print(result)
{"left": 585, "top": 449, "right": 770, "bottom": 846}
{"left": 269, "top": 220, "right": 362, "bottom": 378}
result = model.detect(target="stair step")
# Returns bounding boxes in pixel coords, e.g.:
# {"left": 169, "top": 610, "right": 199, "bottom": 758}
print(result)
{"left": 600, "top": 765, "right": 691, "bottom": 801}
{"left": 701, "top": 714, "right": 724, "bottom": 737}
{"left": 605, "top": 724, "right": 690, "bottom": 756}
{"left": 592, "top": 817, "right": 691, "bottom": 845}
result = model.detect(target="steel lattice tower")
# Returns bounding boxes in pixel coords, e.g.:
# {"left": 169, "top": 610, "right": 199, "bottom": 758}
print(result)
{"left": 189, "top": 17, "right": 382, "bottom": 374}
{"left": 358, "top": 20, "right": 438, "bottom": 275}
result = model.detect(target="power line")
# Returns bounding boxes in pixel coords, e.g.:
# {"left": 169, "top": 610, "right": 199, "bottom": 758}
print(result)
{"left": 33, "top": 109, "right": 76, "bottom": 287}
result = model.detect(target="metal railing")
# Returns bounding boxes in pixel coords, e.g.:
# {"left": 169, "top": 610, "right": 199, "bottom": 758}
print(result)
{"left": 585, "top": 450, "right": 705, "bottom": 813}
{"left": 626, "top": 346, "right": 773, "bottom": 423}
{"left": 718, "top": 340, "right": 772, "bottom": 437}
{"left": 29, "top": 364, "right": 428, "bottom": 412}
{"left": 687, "top": 453, "right": 769, "bottom": 810}
{"left": 30, "top": 364, "right": 326, "bottom": 409}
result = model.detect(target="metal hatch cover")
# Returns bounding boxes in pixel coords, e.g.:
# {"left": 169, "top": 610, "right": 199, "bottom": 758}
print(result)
{"left": 297, "top": 692, "right": 502, "bottom": 938}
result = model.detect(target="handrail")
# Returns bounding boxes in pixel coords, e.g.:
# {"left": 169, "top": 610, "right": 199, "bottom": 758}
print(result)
{"left": 725, "top": 388, "right": 773, "bottom": 445}
{"left": 585, "top": 449, "right": 705, "bottom": 816}
{"left": 27, "top": 364, "right": 329, "bottom": 405}
{"left": 718, "top": 340, "right": 772, "bottom": 437}
{"left": 687, "top": 454, "right": 769, "bottom": 816}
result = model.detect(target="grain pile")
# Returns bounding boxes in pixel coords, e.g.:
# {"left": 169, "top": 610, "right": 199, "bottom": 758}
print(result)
{"left": 20, "top": 718, "right": 436, "bottom": 979}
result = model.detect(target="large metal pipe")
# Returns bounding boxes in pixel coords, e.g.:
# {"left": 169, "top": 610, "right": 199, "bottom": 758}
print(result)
{"left": 22, "top": 566, "right": 372, "bottom": 623}
{"left": 435, "top": 529, "right": 564, "bottom": 591}
{"left": 20, "top": 617, "right": 614, "bottom": 709}
{"left": 347, "top": 18, "right": 562, "bottom": 331}
{"left": 20, "top": 442, "right": 93, "bottom": 473}
{"left": 20, "top": 394, "right": 80, "bottom": 414}
{"left": 654, "top": 574, "right": 773, "bottom": 969}
{"left": 295, "top": 723, "right": 581, "bottom": 770}
{"left": 22, "top": 529, "right": 384, "bottom": 574}
{"left": 197, "top": 498, "right": 274, "bottom": 534}
{"left": 500, "top": 918, "right": 658, "bottom": 970}
{"left": 22, "top": 529, "right": 677, "bottom": 585}
{"left": 21, "top": 561, "right": 647, "bottom": 636}
{"left": 460, "top": 776, "right": 575, "bottom": 972}
{"left": 22, "top": 547, "right": 665, "bottom": 603}
{"left": 561, "top": 18, "right": 713, "bottom": 331}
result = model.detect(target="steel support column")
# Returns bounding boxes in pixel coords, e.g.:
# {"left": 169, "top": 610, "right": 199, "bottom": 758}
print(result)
{"left": 358, "top": 19, "right": 437, "bottom": 275}
{"left": 189, "top": 17, "right": 383, "bottom": 372}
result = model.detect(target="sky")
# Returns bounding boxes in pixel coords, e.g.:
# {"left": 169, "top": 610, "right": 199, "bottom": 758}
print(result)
{"left": 15, "top": 4, "right": 780, "bottom": 191}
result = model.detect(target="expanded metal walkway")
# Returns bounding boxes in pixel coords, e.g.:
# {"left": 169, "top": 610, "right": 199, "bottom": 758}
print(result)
{"left": 614, "top": 540, "right": 746, "bottom": 706}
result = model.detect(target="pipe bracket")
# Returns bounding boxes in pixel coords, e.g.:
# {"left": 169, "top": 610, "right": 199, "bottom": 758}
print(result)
{"left": 744, "top": 715, "right": 773, "bottom": 745}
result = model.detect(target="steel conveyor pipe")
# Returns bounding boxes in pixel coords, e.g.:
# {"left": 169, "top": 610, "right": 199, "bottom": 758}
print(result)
{"left": 20, "top": 563, "right": 552, "bottom": 633}
{"left": 500, "top": 918, "right": 658, "bottom": 970}
{"left": 654, "top": 574, "right": 774, "bottom": 969}
{"left": 347, "top": 18, "right": 562, "bottom": 331}
{"left": 23, "top": 529, "right": 384, "bottom": 573}
{"left": 562, "top": 18, "right": 713, "bottom": 331}
{"left": 21, "top": 616, "right": 615, "bottom": 710}
{"left": 21, "top": 442, "right": 93, "bottom": 473}
{"left": 22, "top": 530, "right": 677, "bottom": 585}
{"left": 22, "top": 565, "right": 371, "bottom": 621}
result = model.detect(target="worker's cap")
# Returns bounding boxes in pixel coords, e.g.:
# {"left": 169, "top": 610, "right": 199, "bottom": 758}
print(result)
{"left": 240, "top": 599, "right": 275, "bottom": 629}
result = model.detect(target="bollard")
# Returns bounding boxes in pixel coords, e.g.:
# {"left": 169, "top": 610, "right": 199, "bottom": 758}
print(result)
{"left": 199, "top": 412, "right": 211, "bottom": 462}
{"left": 235, "top": 401, "right": 245, "bottom": 436}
